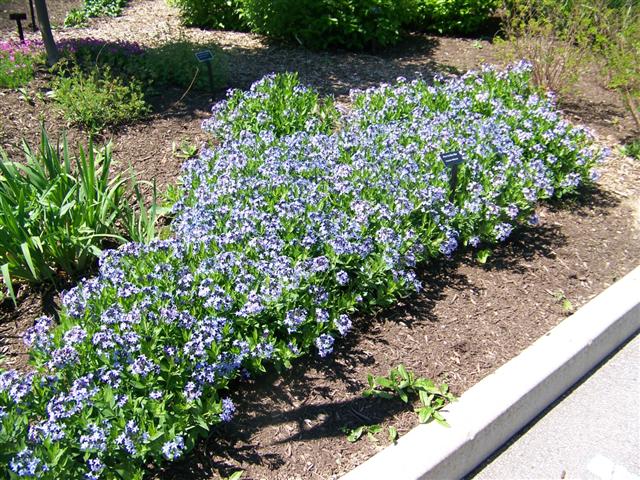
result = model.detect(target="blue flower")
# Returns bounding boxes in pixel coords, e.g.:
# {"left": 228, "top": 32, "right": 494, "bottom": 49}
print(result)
{"left": 162, "top": 435, "right": 185, "bottom": 461}
{"left": 315, "top": 334, "right": 335, "bottom": 357}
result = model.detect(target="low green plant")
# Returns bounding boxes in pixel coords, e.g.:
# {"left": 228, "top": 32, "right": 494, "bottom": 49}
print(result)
{"left": 0, "top": 131, "right": 121, "bottom": 298}
{"left": 59, "top": 37, "right": 226, "bottom": 95}
{"left": 63, "top": 8, "right": 89, "bottom": 27}
{"left": 622, "top": 139, "right": 640, "bottom": 160}
{"left": 51, "top": 63, "right": 149, "bottom": 132}
{"left": 0, "top": 39, "right": 44, "bottom": 88}
{"left": 411, "top": 0, "right": 499, "bottom": 34}
{"left": 134, "top": 40, "right": 226, "bottom": 93}
{"left": 343, "top": 424, "right": 383, "bottom": 442}
{"left": 589, "top": 0, "right": 640, "bottom": 131}
{"left": 364, "top": 365, "right": 455, "bottom": 426}
{"left": 122, "top": 180, "right": 168, "bottom": 244}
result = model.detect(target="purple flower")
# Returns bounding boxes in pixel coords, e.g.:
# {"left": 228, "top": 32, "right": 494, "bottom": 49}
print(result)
{"left": 129, "top": 355, "right": 159, "bottom": 377}
{"left": 334, "top": 314, "right": 352, "bottom": 336}
{"left": 162, "top": 435, "right": 185, "bottom": 460}
{"left": 220, "top": 397, "right": 235, "bottom": 422}
{"left": 9, "top": 448, "right": 47, "bottom": 477}
{"left": 79, "top": 424, "right": 108, "bottom": 452}
{"left": 284, "top": 308, "right": 307, "bottom": 333}
{"left": 336, "top": 270, "right": 349, "bottom": 286}
{"left": 315, "top": 334, "right": 335, "bottom": 357}
{"left": 495, "top": 222, "right": 514, "bottom": 242}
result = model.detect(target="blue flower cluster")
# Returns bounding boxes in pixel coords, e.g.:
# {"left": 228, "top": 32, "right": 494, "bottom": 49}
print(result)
{"left": 0, "top": 63, "right": 603, "bottom": 479}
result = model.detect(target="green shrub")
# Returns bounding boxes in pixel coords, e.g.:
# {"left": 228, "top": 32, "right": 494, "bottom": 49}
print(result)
{"left": 239, "top": 0, "right": 417, "bottom": 50}
{"left": 411, "top": 0, "right": 499, "bottom": 34}
{"left": 64, "top": 0, "right": 127, "bottom": 26}
{"left": 0, "top": 130, "right": 156, "bottom": 299}
{"left": 168, "top": 0, "right": 247, "bottom": 29}
{"left": 51, "top": 63, "right": 149, "bottom": 132}
{"left": 497, "top": 0, "right": 597, "bottom": 95}
{"left": 590, "top": 0, "right": 640, "bottom": 130}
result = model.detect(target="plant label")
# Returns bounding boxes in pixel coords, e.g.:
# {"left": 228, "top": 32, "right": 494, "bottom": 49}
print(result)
{"left": 195, "top": 50, "right": 214, "bottom": 63}
{"left": 440, "top": 151, "right": 464, "bottom": 168}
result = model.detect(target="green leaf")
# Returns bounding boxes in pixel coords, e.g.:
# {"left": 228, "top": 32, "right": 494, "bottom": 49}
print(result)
{"left": 388, "top": 426, "right": 398, "bottom": 443}
{"left": 417, "top": 406, "right": 433, "bottom": 424}
{"left": 346, "top": 426, "right": 365, "bottom": 443}
{"left": 476, "top": 248, "right": 491, "bottom": 264}
{"left": 1, "top": 263, "right": 16, "bottom": 305}
{"left": 226, "top": 471, "right": 244, "bottom": 480}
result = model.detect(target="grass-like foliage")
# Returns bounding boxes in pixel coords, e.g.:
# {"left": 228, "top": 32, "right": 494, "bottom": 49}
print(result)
{"left": 0, "top": 64, "right": 604, "bottom": 479}
{"left": 0, "top": 130, "right": 160, "bottom": 301}
{"left": 0, "top": 39, "right": 44, "bottom": 89}
{"left": 51, "top": 63, "right": 149, "bottom": 132}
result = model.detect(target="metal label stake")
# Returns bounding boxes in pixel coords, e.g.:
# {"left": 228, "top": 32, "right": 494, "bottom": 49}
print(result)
{"left": 440, "top": 151, "right": 464, "bottom": 202}
{"left": 195, "top": 49, "right": 215, "bottom": 95}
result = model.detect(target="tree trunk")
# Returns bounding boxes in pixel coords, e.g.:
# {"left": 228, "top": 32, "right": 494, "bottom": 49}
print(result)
{"left": 33, "top": 0, "right": 59, "bottom": 65}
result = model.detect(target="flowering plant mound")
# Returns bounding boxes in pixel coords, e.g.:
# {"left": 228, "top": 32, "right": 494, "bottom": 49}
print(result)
{"left": 204, "top": 72, "right": 339, "bottom": 139}
{"left": 0, "top": 39, "right": 44, "bottom": 88}
{"left": 0, "top": 63, "right": 604, "bottom": 479}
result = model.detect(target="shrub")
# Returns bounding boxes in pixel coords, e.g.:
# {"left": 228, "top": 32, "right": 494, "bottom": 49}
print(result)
{"left": 411, "top": 0, "right": 499, "bottom": 34}
{"left": 51, "top": 63, "right": 149, "bottom": 132}
{"left": 64, "top": 0, "right": 127, "bottom": 26}
{"left": 204, "top": 72, "right": 338, "bottom": 139}
{"left": 0, "top": 39, "right": 44, "bottom": 88}
{"left": 590, "top": 0, "right": 640, "bottom": 130}
{"left": 240, "top": 0, "right": 417, "bottom": 50}
{"left": 497, "top": 0, "right": 599, "bottom": 95}
{"left": 168, "top": 0, "right": 247, "bottom": 29}
{"left": 0, "top": 130, "right": 157, "bottom": 300}
{"left": 0, "top": 66, "right": 604, "bottom": 479}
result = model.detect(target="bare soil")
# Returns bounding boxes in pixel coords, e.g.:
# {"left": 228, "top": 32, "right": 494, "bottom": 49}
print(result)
{"left": 1, "top": 1, "right": 639, "bottom": 479}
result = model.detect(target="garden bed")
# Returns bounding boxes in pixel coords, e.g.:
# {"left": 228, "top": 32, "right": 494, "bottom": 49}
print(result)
{"left": 1, "top": 1, "right": 639, "bottom": 479}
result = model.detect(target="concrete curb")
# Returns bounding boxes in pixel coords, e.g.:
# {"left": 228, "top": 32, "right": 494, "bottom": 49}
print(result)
{"left": 340, "top": 266, "right": 640, "bottom": 480}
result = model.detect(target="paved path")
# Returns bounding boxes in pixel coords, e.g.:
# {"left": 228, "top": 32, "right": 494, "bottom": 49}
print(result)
{"left": 472, "top": 332, "right": 640, "bottom": 480}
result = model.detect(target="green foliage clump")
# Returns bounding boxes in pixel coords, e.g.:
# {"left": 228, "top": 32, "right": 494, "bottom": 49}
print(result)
{"left": 205, "top": 72, "right": 338, "bottom": 139}
{"left": 168, "top": 0, "right": 247, "bottom": 29}
{"left": 240, "top": 0, "right": 417, "bottom": 50}
{"left": 412, "top": 0, "right": 499, "bottom": 34}
{"left": 622, "top": 139, "right": 640, "bottom": 160}
{"left": 60, "top": 38, "right": 226, "bottom": 94}
{"left": 0, "top": 130, "right": 157, "bottom": 299}
{"left": 64, "top": 0, "right": 128, "bottom": 27}
{"left": 364, "top": 364, "right": 455, "bottom": 425}
{"left": 51, "top": 64, "right": 149, "bottom": 132}
{"left": 0, "top": 39, "right": 44, "bottom": 88}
